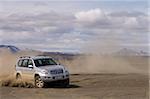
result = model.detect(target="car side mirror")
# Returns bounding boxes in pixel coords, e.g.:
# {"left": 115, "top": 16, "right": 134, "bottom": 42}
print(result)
{"left": 28, "top": 65, "right": 33, "bottom": 68}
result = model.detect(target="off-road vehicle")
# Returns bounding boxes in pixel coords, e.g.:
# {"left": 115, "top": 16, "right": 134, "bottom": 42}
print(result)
{"left": 15, "top": 55, "right": 69, "bottom": 88}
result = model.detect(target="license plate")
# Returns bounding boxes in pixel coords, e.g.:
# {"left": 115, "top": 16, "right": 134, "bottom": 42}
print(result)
{"left": 54, "top": 76, "right": 62, "bottom": 79}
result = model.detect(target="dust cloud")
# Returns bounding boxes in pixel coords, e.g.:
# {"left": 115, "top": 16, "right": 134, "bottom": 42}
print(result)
{"left": 64, "top": 55, "right": 147, "bottom": 74}
{"left": 0, "top": 44, "right": 148, "bottom": 87}
{"left": 0, "top": 49, "right": 41, "bottom": 87}
{"left": 64, "top": 37, "right": 148, "bottom": 75}
{"left": 0, "top": 50, "right": 16, "bottom": 79}
{"left": 0, "top": 49, "right": 42, "bottom": 78}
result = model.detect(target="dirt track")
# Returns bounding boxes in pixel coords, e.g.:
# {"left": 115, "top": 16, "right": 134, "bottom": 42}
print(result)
{"left": 0, "top": 74, "right": 148, "bottom": 99}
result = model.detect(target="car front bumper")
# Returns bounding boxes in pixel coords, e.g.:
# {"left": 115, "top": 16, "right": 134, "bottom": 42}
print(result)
{"left": 40, "top": 74, "right": 69, "bottom": 82}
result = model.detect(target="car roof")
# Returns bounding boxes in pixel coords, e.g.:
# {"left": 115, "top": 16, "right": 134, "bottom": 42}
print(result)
{"left": 19, "top": 55, "right": 52, "bottom": 60}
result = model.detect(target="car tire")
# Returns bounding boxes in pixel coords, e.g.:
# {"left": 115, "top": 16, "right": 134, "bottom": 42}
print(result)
{"left": 35, "top": 76, "right": 44, "bottom": 88}
{"left": 16, "top": 73, "right": 22, "bottom": 80}
{"left": 63, "top": 78, "right": 69, "bottom": 87}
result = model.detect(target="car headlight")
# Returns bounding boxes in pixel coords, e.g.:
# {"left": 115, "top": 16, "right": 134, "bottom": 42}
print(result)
{"left": 64, "top": 69, "right": 69, "bottom": 74}
{"left": 65, "top": 70, "right": 68, "bottom": 73}
{"left": 63, "top": 67, "right": 69, "bottom": 74}
{"left": 41, "top": 70, "right": 49, "bottom": 74}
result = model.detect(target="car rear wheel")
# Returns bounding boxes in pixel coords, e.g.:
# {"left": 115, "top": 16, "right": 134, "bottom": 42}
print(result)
{"left": 35, "top": 76, "right": 44, "bottom": 88}
{"left": 16, "top": 73, "right": 22, "bottom": 80}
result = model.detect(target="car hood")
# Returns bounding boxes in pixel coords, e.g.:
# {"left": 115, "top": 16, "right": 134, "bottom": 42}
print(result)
{"left": 37, "top": 65, "right": 64, "bottom": 71}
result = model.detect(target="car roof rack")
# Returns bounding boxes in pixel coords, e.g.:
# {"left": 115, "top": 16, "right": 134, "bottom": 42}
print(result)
{"left": 36, "top": 55, "right": 48, "bottom": 56}
{"left": 20, "top": 56, "right": 31, "bottom": 58}
{"left": 19, "top": 55, "right": 52, "bottom": 59}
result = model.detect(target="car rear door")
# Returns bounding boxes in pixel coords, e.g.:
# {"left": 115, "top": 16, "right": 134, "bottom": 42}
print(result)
{"left": 21, "top": 59, "right": 35, "bottom": 80}
{"left": 26, "top": 59, "right": 35, "bottom": 80}
{"left": 20, "top": 59, "right": 29, "bottom": 79}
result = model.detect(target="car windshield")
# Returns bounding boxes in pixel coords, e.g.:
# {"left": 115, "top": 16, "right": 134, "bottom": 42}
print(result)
{"left": 34, "top": 58, "right": 57, "bottom": 67}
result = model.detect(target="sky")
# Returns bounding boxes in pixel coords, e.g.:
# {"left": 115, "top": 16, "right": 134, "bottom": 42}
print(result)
{"left": 0, "top": 0, "right": 149, "bottom": 53}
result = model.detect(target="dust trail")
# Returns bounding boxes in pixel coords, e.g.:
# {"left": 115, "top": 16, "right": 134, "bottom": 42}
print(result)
{"left": 0, "top": 46, "right": 148, "bottom": 87}
{"left": 63, "top": 36, "right": 148, "bottom": 74}
{"left": 0, "top": 50, "right": 16, "bottom": 79}
{"left": 63, "top": 55, "right": 148, "bottom": 74}
{"left": 64, "top": 33, "right": 148, "bottom": 74}
{"left": 0, "top": 49, "right": 41, "bottom": 87}
{"left": 0, "top": 49, "right": 42, "bottom": 78}
{"left": 0, "top": 78, "right": 34, "bottom": 88}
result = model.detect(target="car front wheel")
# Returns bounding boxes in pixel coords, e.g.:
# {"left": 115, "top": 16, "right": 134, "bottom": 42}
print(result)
{"left": 35, "top": 76, "right": 44, "bottom": 88}
{"left": 63, "top": 78, "right": 69, "bottom": 87}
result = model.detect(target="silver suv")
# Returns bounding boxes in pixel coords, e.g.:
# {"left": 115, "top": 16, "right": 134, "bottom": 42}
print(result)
{"left": 15, "top": 55, "right": 69, "bottom": 88}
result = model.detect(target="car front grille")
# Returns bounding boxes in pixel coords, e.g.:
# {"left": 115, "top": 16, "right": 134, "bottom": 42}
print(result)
{"left": 50, "top": 69, "right": 63, "bottom": 74}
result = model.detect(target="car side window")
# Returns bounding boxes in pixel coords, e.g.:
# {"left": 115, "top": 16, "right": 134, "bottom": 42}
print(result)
{"left": 18, "top": 60, "right": 23, "bottom": 67}
{"left": 28, "top": 59, "right": 33, "bottom": 66}
{"left": 22, "top": 59, "right": 29, "bottom": 67}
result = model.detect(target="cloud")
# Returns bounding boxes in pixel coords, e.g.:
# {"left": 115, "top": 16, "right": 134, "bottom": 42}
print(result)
{"left": 0, "top": 10, "right": 81, "bottom": 52}
{"left": 0, "top": 6, "right": 149, "bottom": 53}
{"left": 75, "top": 9, "right": 106, "bottom": 23}
{"left": 75, "top": 8, "right": 149, "bottom": 33}
{"left": 74, "top": 8, "right": 149, "bottom": 53}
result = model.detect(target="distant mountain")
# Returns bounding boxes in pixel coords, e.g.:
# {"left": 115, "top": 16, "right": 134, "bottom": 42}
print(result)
{"left": 42, "top": 52, "right": 78, "bottom": 60}
{"left": 0, "top": 45, "right": 79, "bottom": 60}
{"left": 0, "top": 45, "right": 20, "bottom": 53}
{"left": 114, "top": 48, "right": 149, "bottom": 56}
